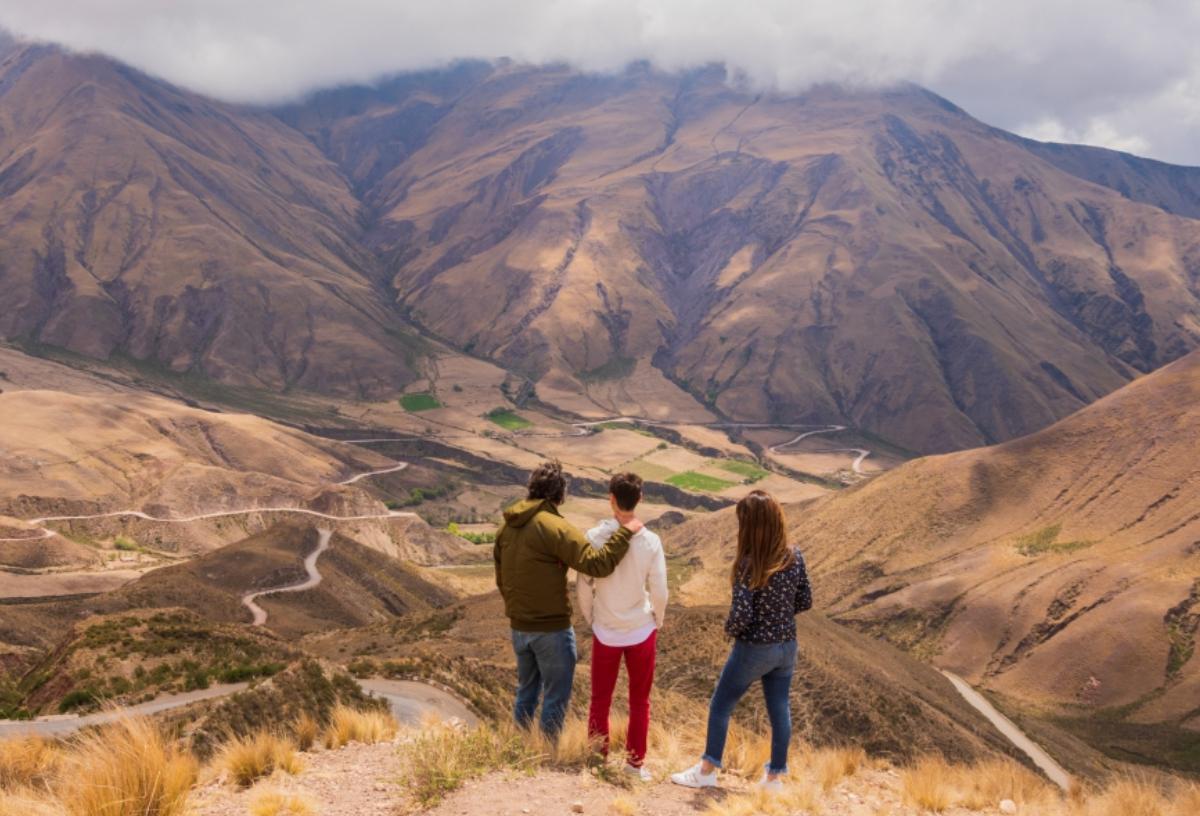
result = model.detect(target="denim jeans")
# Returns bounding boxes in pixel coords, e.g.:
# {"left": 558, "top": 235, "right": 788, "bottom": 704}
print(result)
{"left": 511, "top": 627, "right": 577, "bottom": 739}
{"left": 703, "top": 639, "right": 797, "bottom": 774}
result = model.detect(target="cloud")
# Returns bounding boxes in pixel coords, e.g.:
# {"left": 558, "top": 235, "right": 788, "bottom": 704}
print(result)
{"left": 1, "top": 0, "right": 1199, "bottom": 164}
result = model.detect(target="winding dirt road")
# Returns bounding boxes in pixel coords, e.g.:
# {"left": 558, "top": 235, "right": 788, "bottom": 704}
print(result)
{"left": 941, "top": 670, "right": 1072, "bottom": 791}
{"left": 241, "top": 528, "right": 332, "bottom": 626}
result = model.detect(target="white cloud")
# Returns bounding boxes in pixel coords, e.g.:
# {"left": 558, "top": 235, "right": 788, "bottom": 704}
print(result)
{"left": 1, "top": 0, "right": 1199, "bottom": 164}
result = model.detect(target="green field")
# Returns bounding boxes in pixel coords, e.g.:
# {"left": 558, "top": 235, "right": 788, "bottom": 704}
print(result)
{"left": 667, "top": 471, "right": 737, "bottom": 493}
{"left": 400, "top": 392, "right": 441, "bottom": 412}
{"left": 486, "top": 408, "right": 532, "bottom": 430}
{"left": 716, "top": 459, "right": 770, "bottom": 482}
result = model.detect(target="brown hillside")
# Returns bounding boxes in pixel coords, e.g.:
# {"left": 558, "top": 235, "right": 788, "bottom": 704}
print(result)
{"left": 0, "top": 44, "right": 425, "bottom": 396}
{"left": 285, "top": 65, "right": 1200, "bottom": 452}
{"left": 0, "top": 49, "right": 1197, "bottom": 450}
{"left": 673, "top": 351, "right": 1200, "bottom": 767}
{"left": 0, "top": 388, "right": 394, "bottom": 521}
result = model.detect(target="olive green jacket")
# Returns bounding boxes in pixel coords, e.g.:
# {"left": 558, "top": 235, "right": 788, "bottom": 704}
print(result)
{"left": 493, "top": 498, "right": 632, "bottom": 632}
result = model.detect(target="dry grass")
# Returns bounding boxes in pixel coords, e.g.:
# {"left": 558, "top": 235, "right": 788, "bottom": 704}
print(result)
{"left": 704, "top": 779, "right": 822, "bottom": 816}
{"left": 0, "top": 789, "right": 61, "bottom": 816}
{"left": 955, "top": 758, "right": 1057, "bottom": 810}
{"left": 1170, "top": 782, "right": 1200, "bottom": 816}
{"left": 395, "top": 720, "right": 542, "bottom": 806}
{"left": 901, "top": 756, "right": 956, "bottom": 813}
{"left": 1085, "top": 777, "right": 1173, "bottom": 816}
{"left": 292, "top": 713, "right": 319, "bottom": 752}
{"left": 0, "top": 735, "right": 60, "bottom": 791}
{"left": 214, "top": 732, "right": 303, "bottom": 787}
{"left": 57, "top": 717, "right": 197, "bottom": 816}
{"left": 249, "top": 787, "right": 316, "bottom": 816}
{"left": 323, "top": 705, "right": 398, "bottom": 749}
{"left": 804, "top": 745, "right": 867, "bottom": 792}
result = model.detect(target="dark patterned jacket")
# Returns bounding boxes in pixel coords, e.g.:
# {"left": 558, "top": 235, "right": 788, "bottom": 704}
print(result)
{"left": 724, "top": 548, "right": 813, "bottom": 643}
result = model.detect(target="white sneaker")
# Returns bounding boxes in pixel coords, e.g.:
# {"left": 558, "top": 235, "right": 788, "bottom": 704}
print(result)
{"left": 623, "top": 763, "right": 652, "bottom": 782}
{"left": 757, "top": 773, "right": 785, "bottom": 793}
{"left": 671, "top": 763, "right": 718, "bottom": 788}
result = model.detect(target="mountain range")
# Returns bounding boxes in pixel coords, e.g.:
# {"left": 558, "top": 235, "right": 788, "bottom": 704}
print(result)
{"left": 2, "top": 44, "right": 1199, "bottom": 451}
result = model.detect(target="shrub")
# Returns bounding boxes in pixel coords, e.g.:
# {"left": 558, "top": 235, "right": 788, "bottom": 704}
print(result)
{"left": 901, "top": 756, "right": 955, "bottom": 812}
{"left": 292, "top": 713, "right": 320, "bottom": 752}
{"left": 323, "top": 705, "right": 398, "bottom": 749}
{"left": 214, "top": 732, "right": 302, "bottom": 787}
{"left": 395, "top": 720, "right": 540, "bottom": 806}
{"left": 58, "top": 689, "right": 99, "bottom": 713}
{"left": 250, "top": 788, "right": 315, "bottom": 816}
{"left": 57, "top": 717, "right": 197, "bottom": 816}
{"left": 0, "top": 735, "right": 60, "bottom": 791}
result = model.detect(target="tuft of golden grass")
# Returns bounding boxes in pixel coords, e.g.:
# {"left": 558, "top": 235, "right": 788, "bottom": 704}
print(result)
{"left": 721, "top": 728, "right": 772, "bottom": 780}
{"left": 249, "top": 787, "right": 316, "bottom": 816}
{"left": 704, "top": 778, "right": 822, "bottom": 816}
{"left": 1086, "top": 777, "right": 1172, "bottom": 816}
{"left": 0, "top": 789, "right": 61, "bottom": 816}
{"left": 395, "top": 720, "right": 542, "bottom": 807}
{"left": 955, "top": 758, "right": 1056, "bottom": 810}
{"left": 900, "top": 756, "right": 956, "bottom": 813}
{"left": 805, "top": 745, "right": 866, "bottom": 792}
{"left": 57, "top": 716, "right": 197, "bottom": 816}
{"left": 215, "top": 732, "right": 303, "bottom": 787}
{"left": 323, "top": 705, "right": 398, "bottom": 749}
{"left": 0, "top": 735, "right": 60, "bottom": 792}
{"left": 1170, "top": 781, "right": 1200, "bottom": 816}
{"left": 292, "top": 713, "right": 319, "bottom": 753}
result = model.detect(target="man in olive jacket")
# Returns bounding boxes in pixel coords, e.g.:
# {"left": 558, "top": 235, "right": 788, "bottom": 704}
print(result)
{"left": 494, "top": 461, "right": 642, "bottom": 738}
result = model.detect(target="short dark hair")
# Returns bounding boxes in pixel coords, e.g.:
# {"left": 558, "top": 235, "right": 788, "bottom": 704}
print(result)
{"left": 527, "top": 461, "right": 567, "bottom": 505}
{"left": 609, "top": 472, "right": 643, "bottom": 512}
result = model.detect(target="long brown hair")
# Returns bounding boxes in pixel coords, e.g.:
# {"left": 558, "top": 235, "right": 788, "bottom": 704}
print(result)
{"left": 731, "top": 490, "right": 794, "bottom": 590}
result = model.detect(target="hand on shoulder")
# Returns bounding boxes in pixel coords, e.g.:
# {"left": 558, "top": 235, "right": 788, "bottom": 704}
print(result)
{"left": 622, "top": 517, "right": 645, "bottom": 534}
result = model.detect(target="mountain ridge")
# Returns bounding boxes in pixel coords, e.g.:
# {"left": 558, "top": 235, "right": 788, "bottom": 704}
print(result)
{"left": 1, "top": 44, "right": 1199, "bottom": 450}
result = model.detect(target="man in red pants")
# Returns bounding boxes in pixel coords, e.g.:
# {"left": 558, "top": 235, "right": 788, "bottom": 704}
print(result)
{"left": 578, "top": 472, "right": 669, "bottom": 780}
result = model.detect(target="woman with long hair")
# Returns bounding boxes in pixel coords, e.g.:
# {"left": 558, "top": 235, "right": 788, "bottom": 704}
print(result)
{"left": 670, "top": 490, "right": 812, "bottom": 792}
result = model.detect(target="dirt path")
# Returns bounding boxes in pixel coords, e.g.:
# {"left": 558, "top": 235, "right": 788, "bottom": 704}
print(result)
{"left": 357, "top": 678, "right": 478, "bottom": 726}
{"left": 0, "top": 676, "right": 475, "bottom": 741}
{"left": 0, "top": 683, "right": 252, "bottom": 739}
{"left": 941, "top": 670, "right": 1072, "bottom": 791}
{"left": 241, "top": 528, "right": 332, "bottom": 626}
{"left": 8, "top": 461, "right": 413, "bottom": 543}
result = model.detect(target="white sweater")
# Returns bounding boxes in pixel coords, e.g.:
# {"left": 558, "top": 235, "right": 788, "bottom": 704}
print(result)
{"left": 578, "top": 519, "right": 668, "bottom": 645}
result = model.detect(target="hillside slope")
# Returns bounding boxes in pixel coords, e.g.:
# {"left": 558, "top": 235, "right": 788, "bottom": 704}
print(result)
{"left": 673, "top": 351, "right": 1200, "bottom": 767}
{"left": 285, "top": 65, "right": 1200, "bottom": 452}
{"left": 0, "top": 388, "right": 396, "bottom": 521}
{"left": 1, "top": 47, "right": 1198, "bottom": 450}
{"left": 0, "top": 45, "right": 426, "bottom": 396}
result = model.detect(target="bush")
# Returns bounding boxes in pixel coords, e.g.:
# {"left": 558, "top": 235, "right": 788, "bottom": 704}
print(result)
{"left": 215, "top": 732, "right": 302, "bottom": 787}
{"left": 323, "top": 705, "right": 398, "bottom": 749}
{"left": 0, "top": 735, "right": 60, "bottom": 791}
{"left": 58, "top": 717, "right": 197, "bottom": 816}
{"left": 58, "top": 689, "right": 99, "bottom": 713}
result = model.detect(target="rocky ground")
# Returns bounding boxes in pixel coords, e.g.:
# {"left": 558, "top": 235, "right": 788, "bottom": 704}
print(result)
{"left": 189, "top": 737, "right": 1017, "bottom": 816}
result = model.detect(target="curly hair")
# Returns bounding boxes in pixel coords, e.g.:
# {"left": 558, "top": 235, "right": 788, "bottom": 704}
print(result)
{"left": 527, "top": 460, "right": 568, "bottom": 505}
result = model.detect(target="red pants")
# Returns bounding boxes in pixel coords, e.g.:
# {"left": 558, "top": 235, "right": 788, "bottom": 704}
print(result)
{"left": 588, "top": 630, "right": 657, "bottom": 767}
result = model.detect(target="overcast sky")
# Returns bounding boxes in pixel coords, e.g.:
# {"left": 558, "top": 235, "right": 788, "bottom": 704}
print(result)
{"left": 2, "top": 0, "right": 1198, "bottom": 165}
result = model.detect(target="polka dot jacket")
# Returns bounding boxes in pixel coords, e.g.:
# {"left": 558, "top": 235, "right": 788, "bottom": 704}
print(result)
{"left": 724, "top": 548, "right": 813, "bottom": 643}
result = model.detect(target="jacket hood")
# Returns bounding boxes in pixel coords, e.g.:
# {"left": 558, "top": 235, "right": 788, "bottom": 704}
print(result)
{"left": 503, "top": 498, "right": 557, "bottom": 528}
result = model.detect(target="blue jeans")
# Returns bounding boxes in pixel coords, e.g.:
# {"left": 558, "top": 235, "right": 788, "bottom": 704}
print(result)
{"left": 511, "top": 627, "right": 577, "bottom": 738}
{"left": 703, "top": 639, "right": 797, "bottom": 775}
